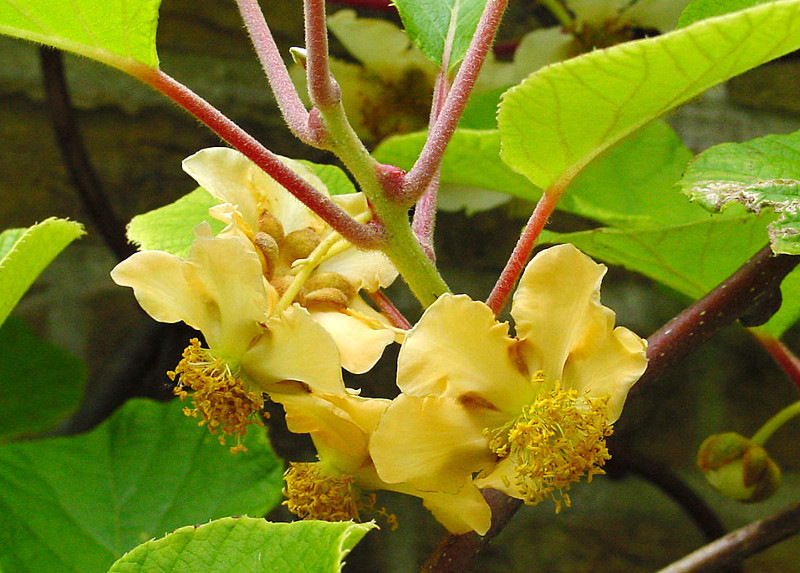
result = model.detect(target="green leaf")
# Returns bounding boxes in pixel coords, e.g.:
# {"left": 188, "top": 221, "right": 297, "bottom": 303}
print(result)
{"left": 678, "top": 0, "right": 768, "bottom": 28}
{"left": 0, "top": 316, "right": 86, "bottom": 443}
{"left": 562, "top": 121, "right": 698, "bottom": 227}
{"left": 0, "top": 217, "right": 84, "bottom": 327}
{"left": 499, "top": 0, "right": 800, "bottom": 192}
{"left": 297, "top": 161, "right": 357, "bottom": 196}
{"left": 374, "top": 121, "right": 696, "bottom": 224}
{"left": 374, "top": 129, "right": 540, "bottom": 201}
{"left": 0, "top": 0, "right": 161, "bottom": 69}
{"left": 679, "top": 128, "right": 800, "bottom": 255}
{"left": 109, "top": 517, "right": 376, "bottom": 573}
{"left": 0, "top": 398, "right": 284, "bottom": 573}
{"left": 541, "top": 212, "right": 800, "bottom": 336}
{"left": 394, "top": 0, "right": 487, "bottom": 69}
{"left": 127, "top": 187, "right": 223, "bottom": 257}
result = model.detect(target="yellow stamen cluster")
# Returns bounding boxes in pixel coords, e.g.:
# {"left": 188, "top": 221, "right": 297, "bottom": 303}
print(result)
{"left": 168, "top": 338, "right": 265, "bottom": 453}
{"left": 485, "top": 377, "right": 613, "bottom": 512}
{"left": 283, "top": 462, "right": 362, "bottom": 522}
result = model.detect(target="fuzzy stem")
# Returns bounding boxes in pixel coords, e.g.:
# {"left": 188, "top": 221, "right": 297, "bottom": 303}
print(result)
{"left": 485, "top": 188, "right": 562, "bottom": 314}
{"left": 411, "top": 68, "right": 452, "bottom": 259}
{"left": 130, "top": 65, "right": 383, "bottom": 250}
{"left": 368, "top": 290, "right": 412, "bottom": 330}
{"left": 235, "top": 0, "right": 319, "bottom": 145}
{"left": 750, "top": 330, "right": 800, "bottom": 392}
{"left": 401, "top": 0, "right": 509, "bottom": 204}
{"left": 294, "top": 0, "right": 450, "bottom": 305}
{"left": 304, "top": 0, "right": 340, "bottom": 110}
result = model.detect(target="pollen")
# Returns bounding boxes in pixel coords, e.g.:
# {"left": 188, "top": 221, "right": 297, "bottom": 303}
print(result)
{"left": 282, "top": 462, "right": 363, "bottom": 522}
{"left": 485, "top": 375, "right": 613, "bottom": 512}
{"left": 168, "top": 338, "right": 265, "bottom": 453}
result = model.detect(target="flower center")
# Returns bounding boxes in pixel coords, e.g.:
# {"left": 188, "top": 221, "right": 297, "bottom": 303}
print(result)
{"left": 283, "top": 462, "right": 363, "bottom": 522}
{"left": 484, "top": 374, "right": 613, "bottom": 512}
{"left": 251, "top": 210, "right": 361, "bottom": 313}
{"left": 168, "top": 338, "right": 265, "bottom": 453}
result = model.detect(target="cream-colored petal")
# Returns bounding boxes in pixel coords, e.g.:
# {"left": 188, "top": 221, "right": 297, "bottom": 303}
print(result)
{"left": 562, "top": 326, "right": 647, "bottom": 423}
{"left": 183, "top": 147, "right": 326, "bottom": 235}
{"left": 318, "top": 247, "right": 398, "bottom": 292}
{"left": 182, "top": 148, "right": 263, "bottom": 230}
{"left": 112, "top": 229, "right": 269, "bottom": 355}
{"left": 242, "top": 305, "right": 346, "bottom": 396}
{"left": 310, "top": 307, "right": 395, "bottom": 374}
{"left": 512, "top": 244, "right": 611, "bottom": 382}
{"left": 397, "top": 294, "right": 532, "bottom": 414}
{"left": 327, "top": 10, "right": 436, "bottom": 81}
{"left": 566, "top": 0, "right": 628, "bottom": 25}
{"left": 370, "top": 395, "right": 497, "bottom": 493}
{"left": 270, "top": 390, "right": 370, "bottom": 473}
{"left": 473, "top": 457, "right": 521, "bottom": 499}
{"left": 622, "top": 0, "right": 689, "bottom": 32}
{"left": 420, "top": 481, "right": 492, "bottom": 535}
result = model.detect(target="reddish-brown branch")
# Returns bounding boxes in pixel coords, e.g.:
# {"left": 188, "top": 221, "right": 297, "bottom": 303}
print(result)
{"left": 133, "top": 66, "right": 385, "bottom": 250}
{"left": 485, "top": 189, "right": 561, "bottom": 314}
{"left": 633, "top": 244, "right": 800, "bottom": 396}
{"left": 657, "top": 501, "right": 800, "bottom": 573}
{"left": 750, "top": 331, "right": 800, "bottom": 392}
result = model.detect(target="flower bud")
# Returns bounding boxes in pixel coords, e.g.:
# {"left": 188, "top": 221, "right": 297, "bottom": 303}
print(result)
{"left": 697, "top": 432, "right": 781, "bottom": 503}
{"left": 281, "top": 227, "right": 321, "bottom": 263}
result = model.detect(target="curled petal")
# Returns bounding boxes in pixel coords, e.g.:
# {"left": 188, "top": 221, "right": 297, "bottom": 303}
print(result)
{"left": 182, "top": 147, "right": 326, "bottom": 234}
{"left": 421, "top": 485, "right": 492, "bottom": 536}
{"left": 111, "top": 228, "right": 269, "bottom": 355}
{"left": 398, "top": 294, "right": 532, "bottom": 414}
{"left": 512, "top": 244, "right": 611, "bottom": 381}
{"left": 370, "top": 394, "right": 498, "bottom": 493}
{"left": 310, "top": 303, "right": 396, "bottom": 374}
{"left": 243, "top": 305, "right": 345, "bottom": 396}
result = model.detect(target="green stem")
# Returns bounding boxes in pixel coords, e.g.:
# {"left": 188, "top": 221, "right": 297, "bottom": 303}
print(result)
{"left": 751, "top": 400, "right": 800, "bottom": 446}
{"left": 540, "top": 0, "right": 574, "bottom": 29}
{"left": 317, "top": 100, "right": 450, "bottom": 306}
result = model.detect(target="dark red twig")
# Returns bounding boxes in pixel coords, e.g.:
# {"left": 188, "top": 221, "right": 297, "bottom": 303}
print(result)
{"left": 39, "top": 47, "right": 135, "bottom": 261}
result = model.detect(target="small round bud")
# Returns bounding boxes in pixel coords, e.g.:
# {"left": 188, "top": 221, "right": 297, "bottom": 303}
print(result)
{"left": 271, "top": 275, "right": 306, "bottom": 304}
{"left": 281, "top": 228, "right": 321, "bottom": 263}
{"left": 304, "top": 287, "right": 350, "bottom": 309}
{"left": 258, "top": 210, "right": 285, "bottom": 242}
{"left": 253, "top": 232, "right": 279, "bottom": 279}
{"left": 697, "top": 432, "right": 781, "bottom": 503}
{"left": 305, "top": 271, "right": 355, "bottom": 300}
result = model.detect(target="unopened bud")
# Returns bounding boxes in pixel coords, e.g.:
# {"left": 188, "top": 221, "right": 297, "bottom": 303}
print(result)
{"left": 253, "top": 232, "right": 279, "bottom": 279}
{"left": 271, "top": 275, "right": 306, "bottom": 304}
{"left": 258, "top": 210, "right": 285, "bottom": 242}
{"left": 697, "top": 432, "right": 781, "bottom": 503}
{"left": 304, "top": 287, "right": 349, "bottom": 309}
{"left": 305, "top": 271, "right": 355, "bottom": 300}
{"left": 289, "top": 47, "right": 308, "bottom": 69}
{"left": 281, "top": 228, "right": 321, "bottom": 263}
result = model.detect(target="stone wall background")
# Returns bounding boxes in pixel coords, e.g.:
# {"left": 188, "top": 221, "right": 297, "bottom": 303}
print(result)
{"left": 2, "top": 1, "right": 800, "bottom": 571}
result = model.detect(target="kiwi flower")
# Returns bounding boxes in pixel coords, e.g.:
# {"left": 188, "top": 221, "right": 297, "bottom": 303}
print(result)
{"left": 111, "top": 224, "right": 346, "bottom": 450}
{"left": 274, "top": 382, "right": 491, "bottom": 535}
{"left": 182, "top": 146, "right": 401, "bottom": 375}
{"left": 370, "top": 244, "right": 648, "bottom": 528}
